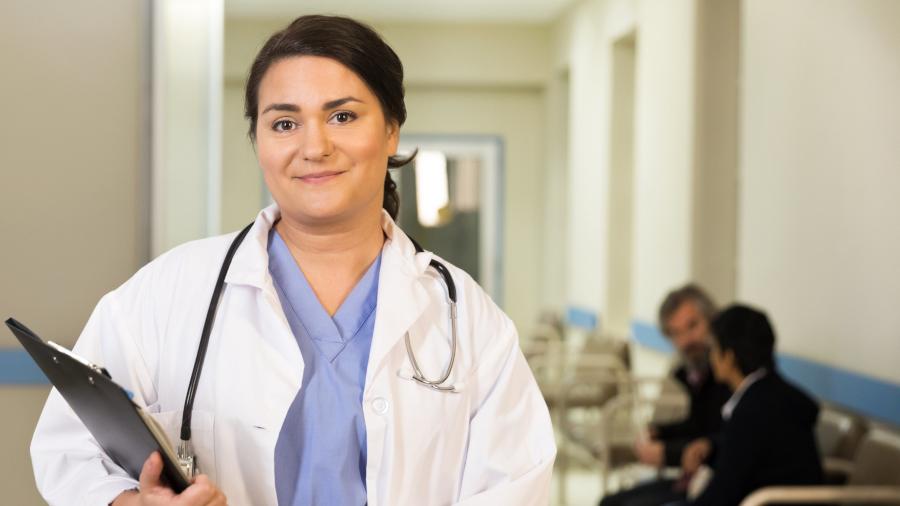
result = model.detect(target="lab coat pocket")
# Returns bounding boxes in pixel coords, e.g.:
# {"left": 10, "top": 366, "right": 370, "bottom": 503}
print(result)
{"left": 146, "top": 409, "right": 217, "bottom": 482}
{"left": 378, "top": 361, "right": 472, "bottom": 503}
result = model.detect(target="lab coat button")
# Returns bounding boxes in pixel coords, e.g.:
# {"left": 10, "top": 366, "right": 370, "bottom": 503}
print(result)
{"left": 371, "top": 397, "right": 389, "bottom": 415}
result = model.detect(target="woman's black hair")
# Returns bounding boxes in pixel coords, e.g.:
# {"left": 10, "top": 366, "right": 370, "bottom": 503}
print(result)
{"left": 711, "top": 304, "right": 777, "bottom": 375}
{"left": 244, "top": 15, "right": 415, "bottom": 220}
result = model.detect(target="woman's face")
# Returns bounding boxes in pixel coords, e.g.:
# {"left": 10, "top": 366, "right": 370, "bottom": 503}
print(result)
{"left": 255, "top": 56, "right": 399, "bottom": 226}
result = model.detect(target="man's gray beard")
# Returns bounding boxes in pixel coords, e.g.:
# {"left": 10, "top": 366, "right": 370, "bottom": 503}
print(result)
{"left": 684, "top": 349, "right": 710, "bottom": 373}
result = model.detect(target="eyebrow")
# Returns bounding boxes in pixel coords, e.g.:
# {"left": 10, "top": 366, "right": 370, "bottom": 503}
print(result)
{"left": 260, "top": 96, "right": 362, "bottom": 115}
{"left": 323, "top": 96, "right": 362, "bottom": 109}
{"left": 260, "top": 103, "right": 299, "bottom": 115}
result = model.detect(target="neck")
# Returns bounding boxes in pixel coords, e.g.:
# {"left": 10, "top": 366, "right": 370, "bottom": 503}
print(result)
{"left": 276, "top": 210, "right": 384, "bottom": 257}
{"left": 275, "top": 209, "right": 385, "bottom": 315}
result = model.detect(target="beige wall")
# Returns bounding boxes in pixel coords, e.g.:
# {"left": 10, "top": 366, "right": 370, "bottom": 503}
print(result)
{"left": 630, "top": 0, "right": 699, "bottom": 320}
{"left": 222, "top": 82, "right": 265, "bottom": 231}
{"left": 738, "top": 0, "right": 900, "bottom": 383}
{"left": 0, "top": 0, "right": 147, "bottom": 347}
{"left": 541, "top": 70, "right": 570, "bottom": 315}
{"left": 224, "top": 18, "right": 552, "bottom": 85}
{"left": 0, "top": 1, "right": 148, "bottom": 503}
{"left": 691, "top": 0, "right": 739, "bottom": 305}
{"left": 552, "top": 0, "right": 637, "bottom": 327}
{"left": 552, "top": 0, "right": 739, "bottom": 329}
{"left": 0, "top": 387, "right": 52, "bottom": 505}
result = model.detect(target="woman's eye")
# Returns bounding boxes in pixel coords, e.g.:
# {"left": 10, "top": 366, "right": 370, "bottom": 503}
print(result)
{"left": 331, "top": 111, "right": 356, "bottom": 124}
{"left": 273, "top": 119, "right": 296, "bottom": 132}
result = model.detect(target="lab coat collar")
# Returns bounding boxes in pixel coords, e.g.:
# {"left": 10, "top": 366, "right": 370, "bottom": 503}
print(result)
{"left": 367, "top": 211, "right": 434, "bottom": 389}
{"left": 224, "top": 204, "right": 434, "bottom": 288}
{"left": 223, "top": 204, "right": 435, "bottom": 383}
{"left": 223, "top": 203, "right": 280, "bottom": 289}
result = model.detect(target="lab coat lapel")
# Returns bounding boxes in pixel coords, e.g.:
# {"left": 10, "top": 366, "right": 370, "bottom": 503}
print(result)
{"left": 219, "top": 204, "right": 304, "bottom": 376}
{"left": 365, "top": 213, "right": 432, "bottom": 391}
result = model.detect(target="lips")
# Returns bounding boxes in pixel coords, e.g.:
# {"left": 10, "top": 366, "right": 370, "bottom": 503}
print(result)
{"left": 294, "top": 170, "right": 345, "bottom": 184}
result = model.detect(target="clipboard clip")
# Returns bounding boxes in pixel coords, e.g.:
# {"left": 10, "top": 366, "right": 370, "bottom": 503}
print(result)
{"left": 46, "top": 341, "right": 112, "bottom": 379}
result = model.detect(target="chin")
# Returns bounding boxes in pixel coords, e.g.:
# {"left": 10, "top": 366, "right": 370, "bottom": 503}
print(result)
{"left": 289, "top": 200, "right": 361, "bottom": 225}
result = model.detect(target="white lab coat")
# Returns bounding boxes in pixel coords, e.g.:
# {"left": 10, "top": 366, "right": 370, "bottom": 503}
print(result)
{"left": 31, "top": 205, "right": 556, "bottom": 506}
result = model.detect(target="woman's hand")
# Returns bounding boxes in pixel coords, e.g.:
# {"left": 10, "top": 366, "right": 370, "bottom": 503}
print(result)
{"left": 111, "top": 452, "right": 227, "bottom": 506}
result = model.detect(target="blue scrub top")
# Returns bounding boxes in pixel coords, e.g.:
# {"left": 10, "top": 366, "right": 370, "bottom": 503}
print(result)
{"left": 268, "top": 228, "right": 381, "bottom": 506}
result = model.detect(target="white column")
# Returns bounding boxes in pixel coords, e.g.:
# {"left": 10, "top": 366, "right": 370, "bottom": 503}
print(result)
{"left": 152, "top": 0, "right": 223, "bottom": 257}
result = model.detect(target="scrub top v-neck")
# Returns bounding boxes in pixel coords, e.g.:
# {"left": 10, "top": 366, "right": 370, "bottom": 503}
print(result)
{"left": 268, "top": 228, "right": 381, "bottom": 506}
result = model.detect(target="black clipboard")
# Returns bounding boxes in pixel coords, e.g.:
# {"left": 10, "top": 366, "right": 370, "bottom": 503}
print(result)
{"left": 6, "top": 317, "right": 191, "bottom": 493}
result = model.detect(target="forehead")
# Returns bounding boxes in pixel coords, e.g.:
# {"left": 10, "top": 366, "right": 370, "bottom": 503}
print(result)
{"left": 668, "top": 300, "right": 702, "bottom": 326}
{"left": 258, "top": 55, "right": 375, "bottom": 103}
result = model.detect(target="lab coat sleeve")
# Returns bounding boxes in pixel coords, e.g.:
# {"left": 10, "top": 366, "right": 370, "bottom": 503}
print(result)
{"left": 454, "top": 313, "right": 557, "bottom": 505}
{"left": 30, "top": 281, "right": 161, "bottom": 506}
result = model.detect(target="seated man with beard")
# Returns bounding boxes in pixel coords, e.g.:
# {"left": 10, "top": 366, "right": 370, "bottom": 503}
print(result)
{"left": 600, "top": 285, "right": 732, "bottom": 506}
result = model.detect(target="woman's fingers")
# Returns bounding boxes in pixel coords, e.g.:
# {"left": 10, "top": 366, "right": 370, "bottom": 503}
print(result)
{"left": 138, "top": 452, "right": 165, "bottom": 491}
{"left": 176, "top": 474, "right": 222, "bottom": 505}
{"left": 136, "top": 454, "right": 226, "bottom": 505}
{"left": 204, "top": 489, "right": 228, "bottom": 506}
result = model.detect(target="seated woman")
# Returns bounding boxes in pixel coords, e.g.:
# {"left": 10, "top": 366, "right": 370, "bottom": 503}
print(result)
{"left": 685, "top": 304, "right": 823, "bottom": 506}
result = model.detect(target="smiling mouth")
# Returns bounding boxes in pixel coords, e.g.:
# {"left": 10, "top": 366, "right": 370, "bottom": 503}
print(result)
{"left": 294, "top": 171, "right": 345, "bottom": 184}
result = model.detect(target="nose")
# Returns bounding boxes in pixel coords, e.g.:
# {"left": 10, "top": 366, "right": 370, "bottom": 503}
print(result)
{"left": 302, "top": 121, "right": 333, "bottom": 161}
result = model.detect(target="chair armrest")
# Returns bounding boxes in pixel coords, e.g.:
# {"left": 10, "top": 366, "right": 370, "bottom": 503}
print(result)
{"left": 740, "top": 485, "right": 900, "bottom": 506}
{"left": 822, "top": 456, "right": 855, "bottom": 481}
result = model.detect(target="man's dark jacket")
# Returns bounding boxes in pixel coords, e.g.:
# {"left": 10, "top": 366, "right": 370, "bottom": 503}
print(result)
{"left": 655, "top": 364, "right": 732, "bottom": 466}
{"left": 692, "top": 372, "right": 823, "bottom": 506}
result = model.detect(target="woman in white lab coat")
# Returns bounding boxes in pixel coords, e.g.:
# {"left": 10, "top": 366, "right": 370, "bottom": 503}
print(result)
{"left": 31, "top": 14, "right": 555, "bottom": 506}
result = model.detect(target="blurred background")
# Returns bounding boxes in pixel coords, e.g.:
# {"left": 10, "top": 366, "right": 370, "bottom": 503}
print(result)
{"left": 2, "top": 0, "right": 899, "bottom": 504}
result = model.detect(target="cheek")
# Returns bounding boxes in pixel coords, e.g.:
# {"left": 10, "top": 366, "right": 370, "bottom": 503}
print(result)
{"left": 344, "top": 132, "right": 390, "bottom": 164}
{"left": 256, "top": 137, "right": 296, "bottom": 173}
{"left": 695, "top": 322, "right": 709, "bottom": 338}
{"left": 341, "top": 133, "right": 391, "bottom": 187}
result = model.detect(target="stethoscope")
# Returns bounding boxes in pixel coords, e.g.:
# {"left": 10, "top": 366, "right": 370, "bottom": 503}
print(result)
{"left": 177, "top": 221, "right": 459, "bottom": 477}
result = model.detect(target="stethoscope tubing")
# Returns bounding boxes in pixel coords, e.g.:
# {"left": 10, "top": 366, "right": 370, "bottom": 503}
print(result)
{"left": 179, "top": 222, "right": 460, "bottom": 456}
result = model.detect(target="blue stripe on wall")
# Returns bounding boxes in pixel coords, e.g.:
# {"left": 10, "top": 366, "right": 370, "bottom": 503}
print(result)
{"left": 631, "top": 320, "right": 674, "bottom": 353}
{"left": 777, "top": 354, "right": 900, "bottom": 427}
{"left": 630, "top": 319, "right": 900, "bottom": 427}
{"left": 566, "top": 306, "right": 599, "bottom": 330}
{"left": 0, "top": 348, "right": 49, "bottom": 385}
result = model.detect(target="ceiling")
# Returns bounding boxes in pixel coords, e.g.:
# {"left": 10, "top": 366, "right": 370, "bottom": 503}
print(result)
{"left": 225, "top": 0, "right": 575, "bottom": 23}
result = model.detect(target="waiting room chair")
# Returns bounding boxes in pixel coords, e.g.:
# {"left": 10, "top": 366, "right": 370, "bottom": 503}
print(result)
{"left": 816, "top": 406, "right": 869, "bottom": 483}
{"left": 740, "top": 427, "right": 900, "bottom": 505}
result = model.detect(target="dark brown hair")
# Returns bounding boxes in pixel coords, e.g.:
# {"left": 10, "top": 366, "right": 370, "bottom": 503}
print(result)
{"left": 658, "top": 283, "right": 717, "bottom": 336}
{"left": 244, "top": 15, "right": 415, "bottom": 219}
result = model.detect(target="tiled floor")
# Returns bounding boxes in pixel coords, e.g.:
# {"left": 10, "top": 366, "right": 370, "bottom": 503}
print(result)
{"left": 550, "top": 436, "right": 660, "bottom": 506}
{"left": 551, "top": 467, "right": 603, "bottom": 506}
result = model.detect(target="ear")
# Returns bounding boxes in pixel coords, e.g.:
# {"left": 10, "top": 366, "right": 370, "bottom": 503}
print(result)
{"left": 723, "top": 349, "right": 738, "bottom": 372}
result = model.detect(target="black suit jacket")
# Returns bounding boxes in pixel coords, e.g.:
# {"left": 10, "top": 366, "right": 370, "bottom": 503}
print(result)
{"left": 654, "top": 364, "right": 732, "bottom": 466}
{"left": 692, "top": 372, "right": 823, "bottom": 506}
